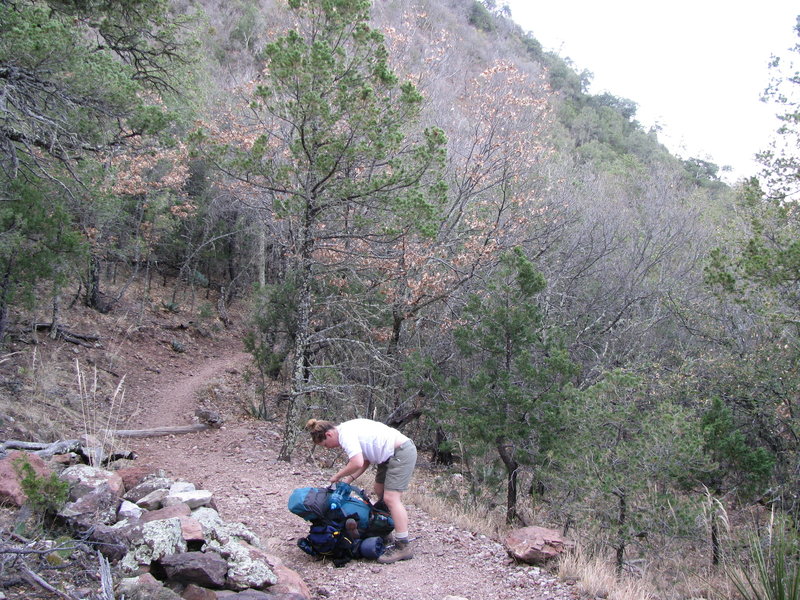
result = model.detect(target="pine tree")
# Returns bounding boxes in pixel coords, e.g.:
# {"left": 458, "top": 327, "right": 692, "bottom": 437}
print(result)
{"left": 200, "top": 0, "right": 447, "bottom": 459}
{"left": 444, "top": 248, "right": 576, "bottom": 524}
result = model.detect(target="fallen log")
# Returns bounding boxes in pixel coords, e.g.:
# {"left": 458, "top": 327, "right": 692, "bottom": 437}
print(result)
{"left": 32, "top": 323, "right": 100, "bottom": 348}
{"left": 1, "top": 439, "right": 134, "bottom": 463}
{"left": 110, "top": 409, "right": 223, "bottom": 438}
{"left": 110, "top": 423, "right": 211, "bottom": 438}
{"left": 2, "top": 439, "right": 82, "bottom": 458}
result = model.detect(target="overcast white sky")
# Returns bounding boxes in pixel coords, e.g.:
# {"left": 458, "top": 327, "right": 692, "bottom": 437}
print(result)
{"left": 504, "top": 1, "right": 798, "bottom": 182}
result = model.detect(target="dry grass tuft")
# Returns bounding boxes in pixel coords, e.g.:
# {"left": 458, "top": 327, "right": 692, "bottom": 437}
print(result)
{"left": 405, "top": 471, "right": 509, "bottom": 540}
{"left": 558, "top": 546, "right": 659, "bottom": 600}
{"left": 75, "top": 360, "right": 127, "bottom": 466}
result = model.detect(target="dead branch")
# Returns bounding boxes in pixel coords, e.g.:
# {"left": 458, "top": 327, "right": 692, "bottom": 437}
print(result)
{"left": 98, "top": 550, "right": 114, "bottom": 600}
{"left": 32, "top": 323, "right": 100, "bottom": 348}
{"left": 20, "top": 564, "right": 79, "bottom": 600}
{"left": 0, "top": 543, "right": 79, "bottom": 556}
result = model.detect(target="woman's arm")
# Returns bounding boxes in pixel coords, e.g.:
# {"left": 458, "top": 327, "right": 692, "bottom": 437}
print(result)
{"left": 331, "top": 453, "right": 370, "bottom": 483}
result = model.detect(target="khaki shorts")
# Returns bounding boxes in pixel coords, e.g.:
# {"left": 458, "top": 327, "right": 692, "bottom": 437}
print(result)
{"left": 375, "top": 441, "right": 417, "bottom": 491}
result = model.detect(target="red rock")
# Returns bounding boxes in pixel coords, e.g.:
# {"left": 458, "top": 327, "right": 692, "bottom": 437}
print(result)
{"left": 116, "top": 465, "right": 157, "bottom": 490}
{"left": 504, "top": 526, "right": 574, "bottom": 565}
{"left": 0, "top": 451, "right": 52, "bottom": 506}
{"left": 182, "top": 583, "right": 218, "bottom": 600}
{"left": 179, "top": 516, "right": 205, "bottom": 542}
{"left": 272, "top": 564, "right": 311, "bottom": 599}
{"left": 142, "top": 502, "right": 192, "bottom": 523}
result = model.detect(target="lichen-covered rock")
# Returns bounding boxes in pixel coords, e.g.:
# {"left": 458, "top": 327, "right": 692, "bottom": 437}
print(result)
{"left": 191, "top": 508, "right": 260, "bottom": 547}
{"left": 191, "top": 507, "right": 225, "bottom": 539}
{"left": 211, "top": 540, "right": 277, "bottom": 591}
{"left": 120, "top": 517, "right": 187, "bottom": 575}
{"left": 60, "top": 464, "right": 124, "bottom": 501}
{"left": 235, "top": 544, "right": 309, "bottom": 599}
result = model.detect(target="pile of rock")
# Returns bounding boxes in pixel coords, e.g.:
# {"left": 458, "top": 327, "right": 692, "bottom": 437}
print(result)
{"left": 0, "top": 450, "right": 308, "bottom": 600}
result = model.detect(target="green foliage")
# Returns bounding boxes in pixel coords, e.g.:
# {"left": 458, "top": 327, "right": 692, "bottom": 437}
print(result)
{"left": 0, "top": 0, "right": 196, "bottom": 180}
{"left": 13, "top": 455, "right": 69, "bottom": 519}
{"left": 0, "top": 179, "right": 84, "bottom": 340}
{"left": 706, "top": 177, "right": 800, "bottom": 322}
{"left": 548, "top": 371, "right": 711, "bottom": 566}
{"left": 679, "top": 345, "right": 800, "bottom": 515}
{"left": 700, "top": 396, "right": 775, "bottom": 497}
{"left": 441, "top": 248, "right": 577, "bottom": 522}
{"left": 468, "top": 2, "right": 495, "bottom": 32}
{"left": 245, "top": 279, "right": 299, "bottom": 381}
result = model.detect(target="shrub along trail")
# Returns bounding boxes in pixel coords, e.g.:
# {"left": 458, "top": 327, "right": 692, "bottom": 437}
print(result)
{"left": 123, "top": 339, "right": 581, "bottom": 600}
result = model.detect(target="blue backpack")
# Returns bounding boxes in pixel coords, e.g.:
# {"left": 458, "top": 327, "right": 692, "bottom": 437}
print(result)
{"left": 288, "top": 482, "right": 394, "bottom": 566}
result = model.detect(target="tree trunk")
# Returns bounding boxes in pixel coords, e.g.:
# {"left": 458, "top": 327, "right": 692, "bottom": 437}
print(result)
{"left": 711, "top": 514, "right": 720, "bottom": 566}
{"left": 496, "top": 437, "right": 519, "bottom": 524}
{"left": 50, "top": 292, "right": 61, "bottom": 340}
{"left": 278, "top": 198, "right": 315, "bottom": 462}
{"left": 614, "top": 488, "right": 627, "bottom": 575}
{"left": 0, "top": 261, "right": 12, "bottom": 344}
{"left": 86, "top": 254, "right": 101, "bottom": 310}
{"left": 432, "top": 427, "right": 454, "bottom": 465}
{"left": 257, "top": 223, "right": 266, "bottom": 288}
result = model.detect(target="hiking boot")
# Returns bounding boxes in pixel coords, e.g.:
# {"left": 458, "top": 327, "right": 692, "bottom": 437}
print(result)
{"left": 345, "top": 518, "right": 360, "bottom": 540}
{"left": 377, "top": 539, "right": 413, "bottom": 564}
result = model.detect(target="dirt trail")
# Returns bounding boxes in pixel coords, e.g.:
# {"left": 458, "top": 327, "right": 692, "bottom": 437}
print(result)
{"left": 124, "top": 350, "right": 582, "bottom": 600}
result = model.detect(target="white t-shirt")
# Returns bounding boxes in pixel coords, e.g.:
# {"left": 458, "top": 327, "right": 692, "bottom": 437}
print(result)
{"left": 336, "top": 419, "right": 409, "bottom": 464}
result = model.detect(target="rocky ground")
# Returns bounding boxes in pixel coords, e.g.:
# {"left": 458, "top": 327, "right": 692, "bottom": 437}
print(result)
{"left": 1, "top": 300, "right": 585, "bottom": 600}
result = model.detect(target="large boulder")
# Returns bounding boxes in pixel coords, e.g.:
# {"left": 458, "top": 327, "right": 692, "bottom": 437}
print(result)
{"left": 504, "top": 526, "right": 574, "bottom": 565}
{"left": 0, "top": 451, "right": 52, "bottom": 506}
